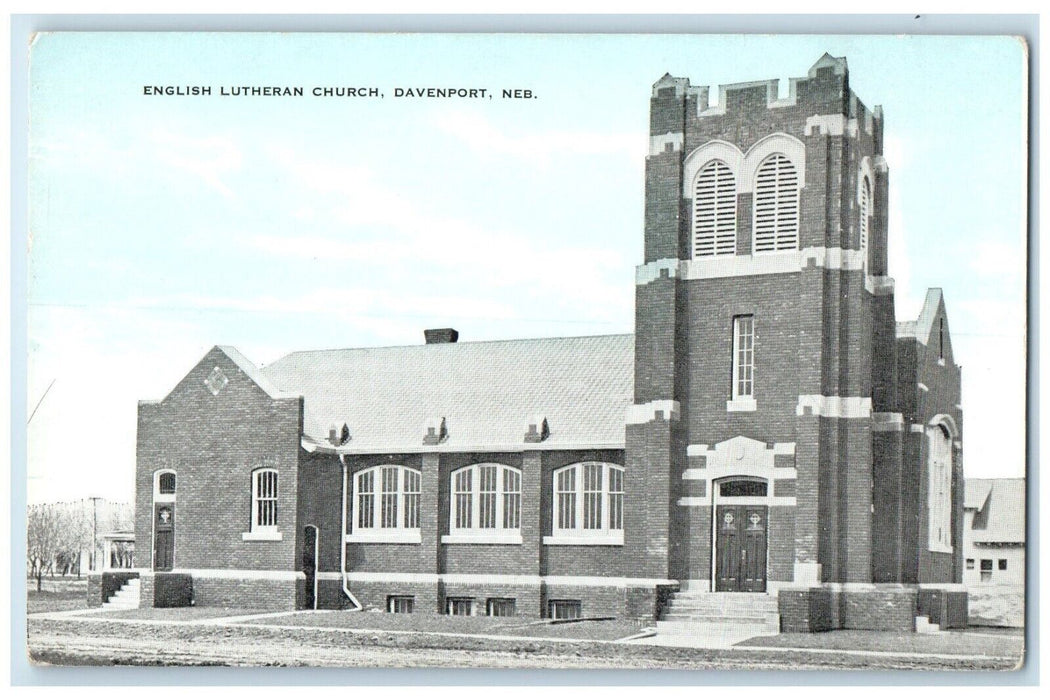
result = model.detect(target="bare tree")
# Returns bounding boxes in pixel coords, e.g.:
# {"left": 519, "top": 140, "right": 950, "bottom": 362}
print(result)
{"left": 27, "top": 504, "right": 63, "bottom": 592}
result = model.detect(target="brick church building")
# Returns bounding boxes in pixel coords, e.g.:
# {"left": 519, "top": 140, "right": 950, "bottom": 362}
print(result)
{"left": 127, "top": 55, "right": 967, "bottom": 631}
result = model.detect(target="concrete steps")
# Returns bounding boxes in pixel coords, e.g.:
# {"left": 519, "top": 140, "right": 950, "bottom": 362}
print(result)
{"left": 102, "top": 577, "right": 141, "bottom": 610}
{"left": 659, "top": 591, "right": 780, "bottom": 634}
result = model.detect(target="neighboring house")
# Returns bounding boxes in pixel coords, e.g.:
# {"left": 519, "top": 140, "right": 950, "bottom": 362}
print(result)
{"left": 127, "top": 55, "right": 965, "bottom": 632}
{"left": 964, "top": 478, "right": 1025, "bottom": 586}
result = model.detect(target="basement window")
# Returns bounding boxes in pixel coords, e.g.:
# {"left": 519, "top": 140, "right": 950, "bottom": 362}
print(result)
{"left": 387, "top": 595, "right": 414, "bottom": 614}
{"left": 548, "top": 599, "right": 582, "bottom": 621}
{"left": 447, "top": 597, "right": 474, "bottom": 616}
{"left": 999, "top": 559, "right": 1008, "bottom": 571}
{"left": 487, "top": 598, "right": 516, "bottom": 617}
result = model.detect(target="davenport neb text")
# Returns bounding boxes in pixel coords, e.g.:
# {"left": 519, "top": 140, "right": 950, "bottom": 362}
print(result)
{"left": 116, "top": 55, "right": 967, "bottom": 632}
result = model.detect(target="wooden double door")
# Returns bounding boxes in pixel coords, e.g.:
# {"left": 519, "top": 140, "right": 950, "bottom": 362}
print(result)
{"left": 715, "top": 504, "right": 768, "bottom": 592}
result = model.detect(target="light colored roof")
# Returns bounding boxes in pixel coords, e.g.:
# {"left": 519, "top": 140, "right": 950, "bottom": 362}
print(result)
{"left": 260, "top": 334, "right": 634, "bottom": 452}
{"left": 896, "top": 288, "right": 943, "bottom": 343}
{"left": 967, "top": 478, "right": 1026, "bottom": 544}
{"left": 964, "top": 479, "right": 993, "bottom": 509}
{"left": 216, "top": 345, "right": 297, "bottom": 399}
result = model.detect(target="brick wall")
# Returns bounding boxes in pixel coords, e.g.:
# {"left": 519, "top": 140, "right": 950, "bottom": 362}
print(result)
{"left": 136, "top": 347, "right": 302, "bottom": 574}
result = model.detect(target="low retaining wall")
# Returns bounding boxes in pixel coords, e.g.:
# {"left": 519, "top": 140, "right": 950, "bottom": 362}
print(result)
{"left": 86, "top": 571, "right": 140, "bottom": 607}
{"left": 779, "top": 585, "right": 924, "bottom": 632}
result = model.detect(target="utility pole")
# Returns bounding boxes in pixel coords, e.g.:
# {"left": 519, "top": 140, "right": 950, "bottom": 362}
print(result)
{"left": 90, "top": 497, "right": 102, "bottom": 572}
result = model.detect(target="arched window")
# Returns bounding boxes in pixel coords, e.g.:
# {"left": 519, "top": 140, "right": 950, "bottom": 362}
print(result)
{"left": 153, "top": 470, "right": 176, "bottom": 502}
{"left": 251, "top": 468, "right": 279, "bottom": 532}
{"left": 353, "top": 465, "right": 421, "bottom": 532}
{"left": 927, "top": 425, "right": 953, "bottom": 552}
{"left": 859, "top": 175, "right": 872, "bottom": 269}
{"left": 450, "top": 464, "right": 521, "bottom": 533}
{"left": 753, "top": 153, "right": 800, "bottom": 252}
{"left": 550, "top": 463, "right": 624, "bottom": 543}
{"left": 692, "top": 159, "right": 737, "bottom": 258}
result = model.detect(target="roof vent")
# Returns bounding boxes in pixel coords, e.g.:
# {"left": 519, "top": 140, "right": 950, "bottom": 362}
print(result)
{"left": 423, "top": 417, "right": 449, "bottom": 445}
{"left": 329, "top": 423, "right": 351, "bottom": 446}
{"left": 525, "top": 416, "right": 550, "bottom": 443}
{"left": 424, "top": 328, "right": 459, "bottom": 344}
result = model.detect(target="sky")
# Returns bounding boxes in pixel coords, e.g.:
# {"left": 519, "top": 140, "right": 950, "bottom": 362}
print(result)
{"left": 25, "top": 33, "right": 1028, "bottom": 504}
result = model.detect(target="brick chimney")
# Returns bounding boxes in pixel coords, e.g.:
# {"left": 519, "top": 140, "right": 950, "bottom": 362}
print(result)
{"left": 424, "top": 328, "right": 459, "bottom": 344}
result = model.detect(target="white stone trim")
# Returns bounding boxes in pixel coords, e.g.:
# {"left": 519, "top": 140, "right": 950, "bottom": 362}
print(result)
{"left": 772, "top": 442, "right": 796, "bottom": 455}
{"left": 641, "top": 247, "right": 874, "bottom": 285}
{"left": 241, "top": 530, "right": 283, "bottom": 541}
{"left": 800, "top": 246, "right": 866, "bottom": 270}
{"left": 866, "top": 275, "right": 895, "bottom": 296}
{"left": 678, "top": 495, "right": 796, "bottom": 507}
{"left": 682, "top": 140, "right": 744, "bottom": 197}
{"left": 872, "top": 412, "right": 905, "bottom": 431}
{"left": 795, "top": 395, "right": 872, "bottom": 418}
{"left": 346, "top": 530, "right": 422, "bottom": 544}
{"left": 636, "top": 258, "right": 681, "bottom": 285}
{"left": 803, "top": 114, "right": 860, "bottom": 138}
{"left": 682, "top": 468, "right": 705, "bottom": 481}
{"left": 918, "top": 382, "right": 929, "bottom": 392}
{"left": 726, "top": 397, "right": 757, "bottom": 412}
{"left": 740, "top": 133, "right": 807, "bottom": 191}
{"left": 441, "top": 533, "right": 523, "bottom": 545}
{"left": 649, "top": 131, "right": 683, "bottom": 156}
{"left": 338, "top": 571, "right": 675, "bottom": 587}
{"left": 172, "top": 569, "right": 305, "bottom": 581}
{"left": 686, "top": 444, "right": 709, "bottom": 457}
{"left": 626, "top": 400, "right": 681, "bottom": 424}
{"left": 910, "top": 424, "right": 925, "bottom": 433}
{"left": 773, "top": 466, "right": 798, "bottom": 480}
{"left": 542, "top": 533, "right": 624, "bottom": 546}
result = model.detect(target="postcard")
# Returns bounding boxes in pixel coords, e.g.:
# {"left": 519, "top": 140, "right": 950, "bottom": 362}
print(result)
{"left": 24, "top": 31, "right": 1027, "bottom": 671}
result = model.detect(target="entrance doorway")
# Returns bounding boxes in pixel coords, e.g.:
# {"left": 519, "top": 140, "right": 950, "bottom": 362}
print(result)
{"left": 302, "top": 525, "right": 318, "bottom": 610}
{"left": 714, "top": 478, "right": 768, "bottom": 592}
{"left": 153, "top": 504, "right": 174, "bottom": 572}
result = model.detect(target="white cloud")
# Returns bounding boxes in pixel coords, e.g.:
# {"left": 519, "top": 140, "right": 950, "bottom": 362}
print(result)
{"left": 148, "top": 128, "right": 242, "bottom": 198}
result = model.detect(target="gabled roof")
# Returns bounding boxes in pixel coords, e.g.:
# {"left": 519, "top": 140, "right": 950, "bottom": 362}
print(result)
{"left": 896, "top": 288, "right": 944, "bottom": 344}
{"left": 260, "top": 334, "right": 634, "bottom": 452}
{"left": 966, "top": 478, "right": 1026, "bottom": 544}
{"left": 215, "top": 345, "right": 296, "bottom": 400}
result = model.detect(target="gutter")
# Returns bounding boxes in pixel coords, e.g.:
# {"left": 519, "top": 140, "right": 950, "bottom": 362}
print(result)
{"left": 338, "top": 454, "right": 363, "bottom": 611}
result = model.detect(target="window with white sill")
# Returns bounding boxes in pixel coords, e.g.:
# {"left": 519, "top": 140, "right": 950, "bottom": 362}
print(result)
{"left": 546, "top": 462, "right": 624, "bottom": 545}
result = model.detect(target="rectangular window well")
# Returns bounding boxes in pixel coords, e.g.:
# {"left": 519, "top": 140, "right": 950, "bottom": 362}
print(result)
{"left": 447, "top": 597, "right": 474, "bottom": 616}
{"left": 548, "top": 599, "right": 582, "bottom": 621}
{"left": 387, "top": 595, "right": 414, "bottom": 614}
{"left": 487, "top": 598, "right": 516, "bottom": 617}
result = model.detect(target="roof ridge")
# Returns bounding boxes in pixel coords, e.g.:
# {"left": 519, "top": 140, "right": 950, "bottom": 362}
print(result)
{"left": 264, "top": 332, "right": 634, "bottom": 364}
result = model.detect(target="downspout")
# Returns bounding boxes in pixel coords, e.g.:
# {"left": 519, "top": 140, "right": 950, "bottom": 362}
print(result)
{"left": 339, "top": 454, "right": 363, "bottom": 611}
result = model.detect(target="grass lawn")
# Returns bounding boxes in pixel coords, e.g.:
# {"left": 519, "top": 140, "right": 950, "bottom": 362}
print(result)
{"left": 741, "top": 629, "right": 1025, "bottom": 659}
{"left": 243, "top": 609, "right": 649, "bottom": 641}
{"left": 26, "top": 577, "right": 90, "bottom": 614}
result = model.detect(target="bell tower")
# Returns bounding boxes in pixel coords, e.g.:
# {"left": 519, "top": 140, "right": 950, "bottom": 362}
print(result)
{"left": 625, "top": 54, "right": 899, "bottom": 591}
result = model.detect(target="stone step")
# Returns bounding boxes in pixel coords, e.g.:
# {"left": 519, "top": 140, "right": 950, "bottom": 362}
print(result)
{"left": 662, "top": 612, "right": 780, "bottom": 626}
{"left": 664, "top": 599, "right": 780, "bottom": 611}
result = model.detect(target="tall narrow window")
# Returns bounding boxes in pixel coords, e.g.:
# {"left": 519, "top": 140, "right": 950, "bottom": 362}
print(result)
{"left": 859, "top": 175, "right": 871, "bottom": 270}
{"left": 692, "top": 159, "right": 737, "bottom": 258}
{"left": 732, "top": 315, "right": 755, "bottom": 400}
{"left": 252, "top": 469, "right": 278, "bottom": 531}
{"left": 753, "top": 153, "right": 800, "bottom": 252}
{"left": 550, "top": 462, "right": 625, "bottom": 543}
{"left": 449, "top": 464, "right": 522, "bottom": 537}
{"left": 352, "top": 465, "right": 421, "bottom": 534}
{"left": 927, "top": 425, "right": 953, "bottom": 552}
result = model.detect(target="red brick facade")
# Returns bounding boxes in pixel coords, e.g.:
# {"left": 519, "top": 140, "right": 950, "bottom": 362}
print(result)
{"left": 132, "top": 55, "right": 964, "bottom": 629}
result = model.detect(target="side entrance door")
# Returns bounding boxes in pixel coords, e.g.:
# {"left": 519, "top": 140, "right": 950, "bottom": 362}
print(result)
{"left": 715, "top": 505, "right": 767, "bottom": 592}
{"left": 153, "top": 503, "right": 174, "bottom": 571}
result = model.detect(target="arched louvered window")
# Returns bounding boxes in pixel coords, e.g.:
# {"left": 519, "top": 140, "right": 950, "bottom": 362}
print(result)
{"left": 927, "top": 424, "right": 953, "bottom": 552}
{"left": 859, "top": 175, "right": 872, "bottom": 268}
{"left": 692, "top": 159, "right": 737, "bottom": 257}
{"left": 753, "top": 153, "right": 800, "bottom": 252}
